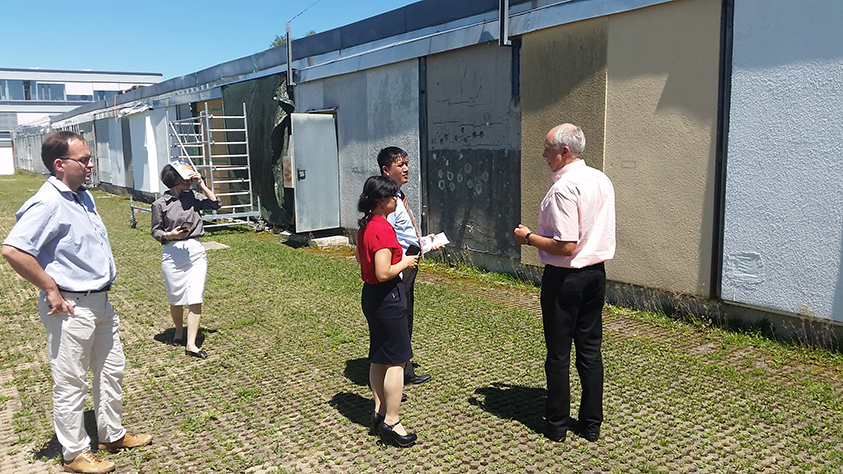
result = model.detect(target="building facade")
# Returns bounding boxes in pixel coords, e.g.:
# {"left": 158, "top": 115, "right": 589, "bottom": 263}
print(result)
{"left": 11, "top": 0, "right": 843, "bottom": 345}
{"left": 0, "top": 67, "right": 161, "bottom": 174}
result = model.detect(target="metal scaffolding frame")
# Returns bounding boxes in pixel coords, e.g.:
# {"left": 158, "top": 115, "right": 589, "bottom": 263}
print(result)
{"left": 167, "top": 103, "right": 263, "bottom": 230}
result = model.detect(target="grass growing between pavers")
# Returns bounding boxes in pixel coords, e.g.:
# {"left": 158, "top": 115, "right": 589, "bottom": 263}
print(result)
{"left": 0, "top": 172, "right": 841, "bottom": 473}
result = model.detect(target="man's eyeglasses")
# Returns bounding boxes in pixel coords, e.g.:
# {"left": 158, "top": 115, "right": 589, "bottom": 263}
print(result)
{"left": 61, "top": 156, "right": 93, "bottom": 165}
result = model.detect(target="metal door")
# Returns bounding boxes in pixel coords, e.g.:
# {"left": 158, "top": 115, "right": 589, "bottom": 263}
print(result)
{"left": 290, "top": 113, "right": 340, "bottom": 232}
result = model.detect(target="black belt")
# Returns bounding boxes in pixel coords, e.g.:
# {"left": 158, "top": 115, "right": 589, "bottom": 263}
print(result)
{"left": 58, "top": 284, "right": 112, "bottom": 296}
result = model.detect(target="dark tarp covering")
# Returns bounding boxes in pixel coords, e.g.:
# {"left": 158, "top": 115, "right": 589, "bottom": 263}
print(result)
{"left": 221, "top": 74, "right": 295, "bottom": 226}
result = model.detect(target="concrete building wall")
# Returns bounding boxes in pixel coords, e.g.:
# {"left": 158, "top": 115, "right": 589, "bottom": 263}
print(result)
{"left": 604, "top": 0, "right": 721, "bottom": 297}
{"left": 425, "top": 43, "right": 521, "bottom": 259}
{"left": 520, "top": 18, "right": 608, "bottom": 267}
{"left": 294, "top": 60, "right": 420, "bottom": 231}
{"left": 725, "top": 0, "right": 843, "bottom": 322}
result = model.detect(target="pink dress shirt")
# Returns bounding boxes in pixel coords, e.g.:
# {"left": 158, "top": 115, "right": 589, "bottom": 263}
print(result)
{"left": 536, "top": 160, "right": 616, "bottom": 268}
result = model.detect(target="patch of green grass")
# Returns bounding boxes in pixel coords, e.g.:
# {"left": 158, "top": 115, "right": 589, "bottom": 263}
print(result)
{"left": 181, "top": 411, "right": 219, "bottom": 432}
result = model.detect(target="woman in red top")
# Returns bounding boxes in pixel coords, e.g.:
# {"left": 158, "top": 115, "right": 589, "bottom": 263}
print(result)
{"left": 357, "top": 176, "right": 420, "bottom": 447}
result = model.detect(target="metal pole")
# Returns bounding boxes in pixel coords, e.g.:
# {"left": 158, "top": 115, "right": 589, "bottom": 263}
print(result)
{"left": 499, "top": 0, "right": 510, "bottom": 46}
{"left": 286, "top": 21, "right": 295, "bottom": 86}
{"left": 242, "top": 102, "right": 255, "bottom": 212}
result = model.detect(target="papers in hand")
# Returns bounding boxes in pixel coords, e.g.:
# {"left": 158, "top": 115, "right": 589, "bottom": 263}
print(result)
{"left": 420, "top": 232, "right": 449, "bottom": 253}
{"left": 171, "top": 159, "right": 195, "bottom": 180}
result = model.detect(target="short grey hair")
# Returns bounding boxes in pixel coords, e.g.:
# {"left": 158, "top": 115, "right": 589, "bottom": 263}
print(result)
{"left": 551, "top": 124, "right": 585, "bottom": 156}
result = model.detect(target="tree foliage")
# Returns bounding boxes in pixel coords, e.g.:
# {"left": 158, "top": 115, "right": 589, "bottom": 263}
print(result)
{"left": 270, "top": 30, "right": 317, "bottom": 49}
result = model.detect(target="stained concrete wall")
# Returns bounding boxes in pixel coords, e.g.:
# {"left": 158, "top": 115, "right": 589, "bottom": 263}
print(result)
{"left": 426, "top": 43, "right": 521, "bottom": 259}
{"left": 520, "top": 17, "right": 608, "bottom": 268}
{"left": 724, "top": 0, "right": 843, "bottom": 322}
{"left": 294, "top": 60, "right": 420, "bottom": 232}
{"left": 604, "top": 0, "right": 721, "bottom": 297}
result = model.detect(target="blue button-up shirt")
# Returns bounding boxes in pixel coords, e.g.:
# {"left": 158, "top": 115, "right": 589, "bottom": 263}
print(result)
{"left": 3, "top": 176, "right": 116, "bottom": 291}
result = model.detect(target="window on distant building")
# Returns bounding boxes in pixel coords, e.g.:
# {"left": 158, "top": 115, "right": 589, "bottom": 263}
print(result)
{"left": 23, "top": 81, "right": 32, "bottom": 100}
{"left": 36, "top": 83, "right": 66, "bottom": 101}
{"left": 67, "top": 94, "right": 94, "bottom": 101}
{"left": 0, "top": 80, "right": 25, "bottom": 100}
{"left": 94, "top": 90, "right": 119, "bottom": 101}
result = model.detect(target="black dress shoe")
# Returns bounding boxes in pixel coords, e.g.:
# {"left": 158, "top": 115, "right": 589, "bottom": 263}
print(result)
{"left": 370, "top": 411, "right": 384, "bottom": 435}
{"left": 574, "top": 423, "right": 600, "bottom": 442}
{"left": 543, "top": 420, "right": 566, "bottom": 442}
{"left": 378, "top": 421, "right": 417, "bottom": 447}
{"left": 405, "top": 374, "right": 432, "bottom": 385}
{"left": 185, "top": 349, "right": 207, "bottom": 359}
{"left": 544, "top": 428, "right": 566, "bottom": 442}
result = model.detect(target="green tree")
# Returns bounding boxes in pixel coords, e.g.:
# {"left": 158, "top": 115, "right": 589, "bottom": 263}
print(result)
{"left": 270, "top": 30, "right": 317, "bottom": 49}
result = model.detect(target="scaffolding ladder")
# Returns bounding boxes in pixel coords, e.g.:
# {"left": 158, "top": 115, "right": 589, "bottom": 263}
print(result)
{"left": 167, "top": 103, "right": 263, "bottom": 230}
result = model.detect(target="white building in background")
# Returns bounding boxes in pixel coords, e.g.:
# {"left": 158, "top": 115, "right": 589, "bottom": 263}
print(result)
{"left": 0, "top": 67, "right": 162, "bottom": 174}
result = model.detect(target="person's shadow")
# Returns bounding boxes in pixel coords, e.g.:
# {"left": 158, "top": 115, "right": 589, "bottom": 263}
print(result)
{"left": 343, "top": 357, "right": 370, "bottom": 387}
{"left": 33, "top": 410, "right": 98, "bottom": 461}
{"left": 328, "top": 391, "right": 372, "bottom": 432}
{"left": 469, "top": 382, "right": 546, "bottom": 435}
{"left": 153, "top": 327, "right": 217, "bottom": 347}
{"left": 328, "top": 358, "right": 375, "bottom": 433}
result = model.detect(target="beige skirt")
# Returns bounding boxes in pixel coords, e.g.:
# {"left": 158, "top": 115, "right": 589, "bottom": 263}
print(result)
{"left": 161, "top": 238, "right": 207, "bottom": 306}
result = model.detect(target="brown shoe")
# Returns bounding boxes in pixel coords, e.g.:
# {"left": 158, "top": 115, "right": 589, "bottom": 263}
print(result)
{"left": 98, "top": 432, "right": 152, "bottom": 452}
{"left": 63, "top": 450, "right": 115, "bottom": 473}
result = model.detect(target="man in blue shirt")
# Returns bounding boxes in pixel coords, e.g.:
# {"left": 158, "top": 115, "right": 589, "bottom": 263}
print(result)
{"left": 2, "top": 131, "right": 151, "bottom": 473}
{"left": 378, "top": 147, "right": 432, "bottom": 385}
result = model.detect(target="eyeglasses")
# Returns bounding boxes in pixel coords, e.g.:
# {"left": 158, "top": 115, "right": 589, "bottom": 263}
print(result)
{"left": 61, "top": 156, "right": 93, "bottom": 165}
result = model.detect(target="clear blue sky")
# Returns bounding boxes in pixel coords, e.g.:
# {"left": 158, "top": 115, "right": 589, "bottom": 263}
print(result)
{"left": 1, "top": 0, "right": 419, "bottom": 80}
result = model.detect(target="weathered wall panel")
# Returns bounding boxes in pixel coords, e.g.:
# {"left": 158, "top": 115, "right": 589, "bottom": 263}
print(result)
{"left": 520, "top": 18, "right": 608, "bottom": 267}
{"left": 426, "top": 43, "right": 521, "bottom": 258}
{"left": 604, "top": 0, "right": 721, "bottom": 297}
{"left": 725, "top": 0, "right": 843, "bottom": 321}
{"left": 294, "top": 61, "right": 420, "bottom": 231}
{"left": 107, "top": 118, "right": 126, "bottom": 188}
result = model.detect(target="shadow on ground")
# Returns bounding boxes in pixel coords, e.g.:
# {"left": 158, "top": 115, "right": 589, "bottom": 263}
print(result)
{"left": 329, "top": 391, "right": 372, "bottom": 432}
{"left": 343, "top": 357, "right": 370, "bottom": 386}
{"left": 469, "top": 382, "right": 545, "bottom": 435}
{"left": 33, "top": 410, "right": 100, "bottom": 462}
{"left": 152, "top": 327, "right": 217, "bottom": 347}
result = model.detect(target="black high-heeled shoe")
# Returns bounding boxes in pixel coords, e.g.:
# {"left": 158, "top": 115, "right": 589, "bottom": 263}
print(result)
{"left": 378, "top": 420, "right": 417, "bottom": 447}
{"left": 370, "top": 411, "right": 384, "bottom": 435}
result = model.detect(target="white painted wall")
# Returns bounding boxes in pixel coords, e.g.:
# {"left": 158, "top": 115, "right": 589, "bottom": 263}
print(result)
{"left": 724, "top": 0, "right": 843, "bottom": 321}
{"left": 128, "top": 109, "right": 168, "bottom": 194}
{"left": 0, "top": 147, "right": 13, "bottom": 175}
{"left": 294, "top": 60, "right": 420, "bottom": 231}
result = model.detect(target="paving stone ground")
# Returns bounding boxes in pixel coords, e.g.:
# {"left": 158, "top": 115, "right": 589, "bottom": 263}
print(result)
{"left": 0, "top": 174, "right": 841, "bottom": 473}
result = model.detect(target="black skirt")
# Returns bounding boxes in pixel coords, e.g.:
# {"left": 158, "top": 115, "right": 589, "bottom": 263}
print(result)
{"left": 361, "top": 277, "right": 413, "bottom": 365}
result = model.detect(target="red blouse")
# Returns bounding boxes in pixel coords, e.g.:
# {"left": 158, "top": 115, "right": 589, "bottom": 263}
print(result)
{"left": 358, "top": 214, "right": 402, "bottom": 285}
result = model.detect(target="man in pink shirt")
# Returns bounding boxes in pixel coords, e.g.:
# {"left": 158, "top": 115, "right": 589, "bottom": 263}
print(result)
{"left": 514, "top": 123, "right": 615, "bottom": 443}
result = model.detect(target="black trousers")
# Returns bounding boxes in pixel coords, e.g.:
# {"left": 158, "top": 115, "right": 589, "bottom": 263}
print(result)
{"left": 401, "top": 266, "right": 418, "bottom": 379}
{"left": 541, "top": 262, "right": 605, "bottom": 436}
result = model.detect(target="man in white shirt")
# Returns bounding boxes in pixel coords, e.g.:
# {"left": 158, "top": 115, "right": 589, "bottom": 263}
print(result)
{"left": 378, "top": 147, "right": 432, "bottom": 385}
{"left": 3, "top": 132, "right": 152, "bottom": 473}
{"left": 514, "top": 123, "right": 616, "bottom": 443}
